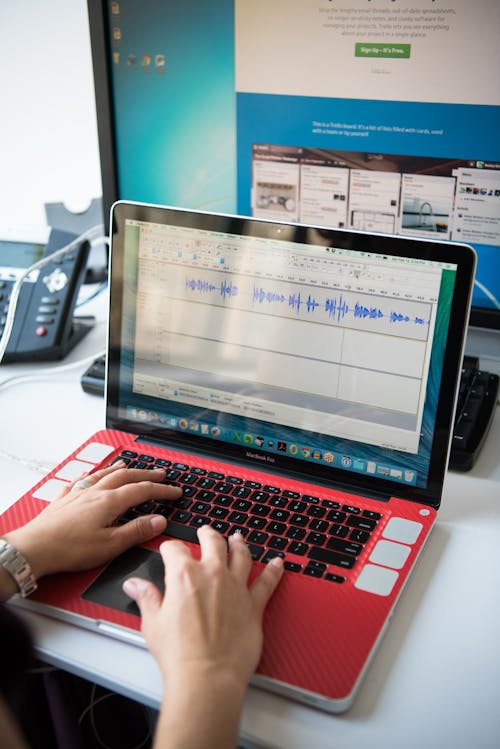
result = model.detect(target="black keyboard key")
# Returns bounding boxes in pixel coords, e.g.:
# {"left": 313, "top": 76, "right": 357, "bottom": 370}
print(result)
{"left": 342, "top": 504, "right": 361, "bottom": 514}
{"left": 213, "top": 494, "right": 233, "bottom": 507}
{"left": 284, "top": 561, "right": 302, "bottom": 573}
{"left": 325, "top": 573, "right": 346, "bottom": 584}
{"left": 262, "top": 485, "right": 281, "bottom": 494}
{"left": 250, "top": 504, "right": 271, "bottom": 517}
{"left": 248, "top": 530, "right": 269, "bottom": 545}
{"left": 329, "top": 523, "right": 349, "bottom": 538}
{"left": 190, "top": 515, "right": 211, "bottom": 528}
{"left": 268, "top": 535, "right": 288, "bottom": 550}
{"left": 262, "top": 550, "right": 285, "bottom": 563}
{"left": 120, "top": 450, "right": 138, "bottom": 459}
{"left": 181, "top": 473, "right": 199, "bottom": 485}
{"left": 307, "top": 505, "right": 326, "bottom": 518}
{"left": 136, "top": 500, "right": 157, "bottom": 513}
{"left": 215, "top": 481, "right": 232, "bottom": 493}
{"left": 251, "top": 491, "right": 270, "bottom": 503}
{"left": 232, "top": 486, "right": 251, "bottom": 499}
{"left": 171, "top": 510, "right": 192, "bottom": 524}
{"left": 138, "top": 454, "right": 155, "bottom": 463}
{"left": 286, "top": 526, "right": 307, "bottom": 541}
{"left": 288, "top": 500, "right": 306, "bottom": 513}
{"left": 173, "top": 463, "right": 190, "bottom": 471}
{"left": 130, "top": 460, "right": 148, "bottom": 469}
{"left": 247, "top": 516, "right": 267, "bottom": 530}
{"left": 190, "top": 467, "right": 206, "bottom": 475}
{"left": 289, "top": 513, "right": 308, "bottom": 527}
{"left": 308, "top": 546, "right": 356, "bottom": 569}
{"left": 208, "top": 471, "right": 224, "bottom": 479}
{"left": 244, "top": 480, "right": 262, "bottom": 489}
{"left": 270, "top": 508, "right": 290, "bottom": 522}
{"left": 228, "top": 511, "right": 249, "bottom": 524}
{"left": 303, "top": 495, "right": 320, "bottom": 504}
{"left": 165, "top": 469, "right": 181, "bottom": 480}
{"left": 211, "top": 520, "right": 229, "bottom": 534}
{"left": 233, "top": 499, "right": 251, "bottom": 512}
{"left": 192, "top": 501, "right": 210, "bottom": 514}
{"left": 282, "top": 490, "right": 300, "bottom": 499}
{"left": 269, "top": 496, "right": 288, "bottom": 508}
{"left": 303, "top": 562, "right": 326, "bottom": 578}
{"left": 155, "top": 505, "right": 174, "bottom": 518}
{"left": 321, "top": 499, "right": 340, "bottom": 509}
{"left": 180, "top": 485, "right": 197, "bottom": 498}
{"left": 196, "top": 490, "right": 215, "bottom": 502}
{"left": 326, "top": 510, "right": 346, "bottom": 523}
{"left": 228, "top": 526, "right": 249, "bottom": 538}
{"left": 248, "top": 544, "right": 265, "bottom": 561}
{"left": 197, "top": 477, "right": 215, "bottom": 489}
{"left": 308, "top": 519, "right": 328, "bottom": 533}
{"left": 350, "top": 529, "right": 370, "bottom": 544}
{"left": 163, "top": 521, "right": 199, "bottom": 543}
{"left": 173, "top": 497, "right": 193, "bottom": 509}
{"left": 209, "top": 506, "right": 229, "bottom": 519}
{"left": 288, "top": 541, "right": 309, "bottom": 556}
{"left": 154, "top": 458, "right": 172, "bottom": 468}
{"left": 326, "top": 538, "right": 363, "bottom": 556}
{"left": 266, "top": 521, "right": 286, "bottom": 535}
{"left": 227, "top": 476, "right": 243, "bottom": 484}
{"left": 306, "top": 532, "right": 326, "bottom": 546}
{"left": 362, "top": 510, "right": 382, "bottom": 520}
{"left": 346, "top": 516, "right": 377, "bottom": 531}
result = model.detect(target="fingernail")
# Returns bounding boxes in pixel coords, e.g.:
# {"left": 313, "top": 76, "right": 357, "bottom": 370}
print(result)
{"left": 122, "top": 578, "right": 138, "bottom": 596}
{"left": 269, "top": 556, "right": 284, "bottom": 568}
{"left": 113, "top": 459, "right": 126, "bottom": 468}
{"left": 150, "top": 515, "right": 166, "bottom": 533}
{"left": 230, "top": 530, "right": 245, "bottom": 543}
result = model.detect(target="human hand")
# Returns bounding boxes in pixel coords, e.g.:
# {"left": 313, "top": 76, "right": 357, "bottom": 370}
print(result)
{"left": 4, "top": 462, "right": 182, "bottom": 582}
{"left": 123, "top": 525, "right": 284, "bottom": 689}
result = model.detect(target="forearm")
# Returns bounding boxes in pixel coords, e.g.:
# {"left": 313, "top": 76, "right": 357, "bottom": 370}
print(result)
{"left": 154, "top": 670, "right": 247, "bottom": 749}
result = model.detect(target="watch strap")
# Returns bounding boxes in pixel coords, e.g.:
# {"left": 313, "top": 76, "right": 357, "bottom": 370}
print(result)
{"left": 0, "top": 539, "right": 38, "bottom": 598}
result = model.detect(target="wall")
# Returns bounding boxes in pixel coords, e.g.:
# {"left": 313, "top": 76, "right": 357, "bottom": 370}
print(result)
{"left": 0, "top": 0, "right": 102, "bottom": 241}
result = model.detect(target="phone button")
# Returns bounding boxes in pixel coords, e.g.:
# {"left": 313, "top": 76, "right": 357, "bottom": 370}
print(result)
{"left": 36, "top": 325, "right": 48, "bottom": 337}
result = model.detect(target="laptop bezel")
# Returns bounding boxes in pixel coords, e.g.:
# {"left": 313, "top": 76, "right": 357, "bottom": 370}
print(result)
{"left": 106, "top": 200, "right": 476, "bottom": 509}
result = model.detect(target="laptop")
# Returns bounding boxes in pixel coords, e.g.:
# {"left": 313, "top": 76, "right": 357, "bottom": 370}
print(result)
{"left": 0, "top": 201, "right": 476, "bottom": 713}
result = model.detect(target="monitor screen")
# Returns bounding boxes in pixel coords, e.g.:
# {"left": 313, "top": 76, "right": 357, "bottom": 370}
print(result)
{"left": 88, "top": 0, "right": 500, "bottom": 333}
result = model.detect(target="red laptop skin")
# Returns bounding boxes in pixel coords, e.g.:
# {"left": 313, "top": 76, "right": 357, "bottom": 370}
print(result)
{"left": 0, "top": 428, "right": 435, "bottom": 711}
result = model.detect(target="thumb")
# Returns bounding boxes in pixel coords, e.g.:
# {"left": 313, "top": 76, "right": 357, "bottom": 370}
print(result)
{"left": 122, "top": 576, "right": 163, "bottom": 620}
{"left": 114, "top": 514, "right": 167, "bottom": 551}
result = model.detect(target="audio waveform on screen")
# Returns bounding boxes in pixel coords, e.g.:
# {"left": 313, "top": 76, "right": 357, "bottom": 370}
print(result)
{"left": 184, "top": 277, "right": 428, "bottom": 326}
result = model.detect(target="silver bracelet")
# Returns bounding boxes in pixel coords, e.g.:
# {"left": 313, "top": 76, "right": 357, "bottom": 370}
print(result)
{"left": 0, "top": 539, "right": 38, "bottom": 598}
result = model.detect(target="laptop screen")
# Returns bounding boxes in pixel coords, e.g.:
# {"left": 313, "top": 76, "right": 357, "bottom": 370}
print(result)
{"left": 108, "top": 203, "right": 475, "bottom": 507}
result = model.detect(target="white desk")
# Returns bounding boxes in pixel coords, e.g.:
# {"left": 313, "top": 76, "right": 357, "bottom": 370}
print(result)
{"left": 1, "top": 299, "right": 499, "bottom": 749}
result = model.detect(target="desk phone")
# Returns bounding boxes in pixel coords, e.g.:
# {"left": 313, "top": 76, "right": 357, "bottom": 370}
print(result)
{"left": 0, "top": 229, "right": 92, "bottom": 362}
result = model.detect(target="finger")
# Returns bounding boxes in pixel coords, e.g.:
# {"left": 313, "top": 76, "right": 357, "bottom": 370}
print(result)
{"left": 228, "top": 531, "right": 252, "bottom": 581}
{"left": 94, "top": 466, "right": 168, "bottom": 490}
{"left": 249, "top": 557, "right": 284, "bottom": 616}
{"left": 111, "top": 513, "right": 167, "bottom": 552}
{"left": 57, "top": 460, "right": 127, "bottom": 498}
{"left": 106, "top": 480, "right": 182, "bottom": 518}
{"left": 122, "top": 576, "right": 163, "bottom": 622}
{"left": 197, "top": 524, "right": 227, "bottom": 564}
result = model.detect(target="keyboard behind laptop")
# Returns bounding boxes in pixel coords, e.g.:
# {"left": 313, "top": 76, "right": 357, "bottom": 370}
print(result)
{"left": 112, "top": 449, "right": 385, "bottom": 584}
{"left": 449, "top": 356, "right": 499, "bottom": 472}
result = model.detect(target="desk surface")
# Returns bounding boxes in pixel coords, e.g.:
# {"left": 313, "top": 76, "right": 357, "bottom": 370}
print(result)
{"left": 1, "top": 296, "right": 499, "bottom": 749}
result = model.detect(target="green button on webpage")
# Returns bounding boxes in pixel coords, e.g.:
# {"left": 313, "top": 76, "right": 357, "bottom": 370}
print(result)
{"left": 355, "top": 43, "right": 411, "bottom": 59}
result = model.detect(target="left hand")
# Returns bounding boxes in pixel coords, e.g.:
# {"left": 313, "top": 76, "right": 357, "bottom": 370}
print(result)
{"left": 3, "top": 462, "right": 182, "bottom": 582}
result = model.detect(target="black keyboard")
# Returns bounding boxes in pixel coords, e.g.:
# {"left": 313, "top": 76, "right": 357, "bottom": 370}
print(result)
{"left": 449, "top": 356, "right": 499, "bottom": 472}
{"left": 81, "top": 354, "right": 106, "bottom": 396}
{"left": 113, "top": 450, "right": 384, "bottom": 583}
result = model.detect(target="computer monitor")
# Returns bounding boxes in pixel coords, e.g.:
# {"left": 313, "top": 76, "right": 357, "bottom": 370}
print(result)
{"left": 87, "top": 0, "right": 500, "bottom": 360}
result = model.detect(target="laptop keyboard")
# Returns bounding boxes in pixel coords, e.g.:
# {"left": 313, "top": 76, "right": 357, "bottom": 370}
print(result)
{"left": 113, "top": 450, "right": 384, "bottom": 583}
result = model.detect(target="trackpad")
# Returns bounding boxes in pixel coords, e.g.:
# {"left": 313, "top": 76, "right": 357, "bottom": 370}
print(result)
{"left": 82, "top": 547, "right": 164, "bottom": 617}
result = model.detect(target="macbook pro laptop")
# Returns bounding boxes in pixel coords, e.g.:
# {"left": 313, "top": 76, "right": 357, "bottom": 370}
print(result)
{"left": 0, "top": 201, "right": 476, "bottom": 712}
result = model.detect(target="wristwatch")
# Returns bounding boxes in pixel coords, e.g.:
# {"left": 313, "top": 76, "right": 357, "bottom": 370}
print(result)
{"left": 0, "top": 539, "right": 38, "bottom": 598}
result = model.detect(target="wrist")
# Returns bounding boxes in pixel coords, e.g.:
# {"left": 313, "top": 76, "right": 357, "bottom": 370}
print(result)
{"left": 0, "top": 537, "right": 38, "bottom": 600}
{"left": 3, "top": 528, "right": 51, "bottom": 581}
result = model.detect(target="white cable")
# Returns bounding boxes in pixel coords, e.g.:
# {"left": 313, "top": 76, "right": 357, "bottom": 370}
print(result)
{"left": 0, "top": 224, "right": 106, "bottom": 364}
{"left": 0, "top": 346, "right": 106, "bottom": 390}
